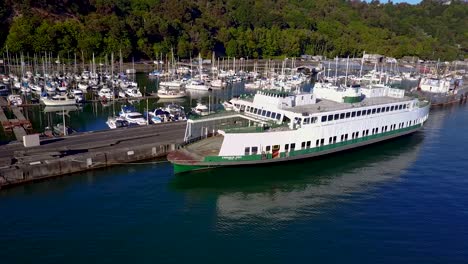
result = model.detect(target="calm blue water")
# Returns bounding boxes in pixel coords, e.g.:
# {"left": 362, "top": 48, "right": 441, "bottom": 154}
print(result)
{"left": 1, "top": 104, "right": 468, "bottom": 263}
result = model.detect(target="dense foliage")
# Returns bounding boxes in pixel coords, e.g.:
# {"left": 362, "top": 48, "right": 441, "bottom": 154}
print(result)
{"left": 0, "top": 0, "right": 466, "bottom": 60}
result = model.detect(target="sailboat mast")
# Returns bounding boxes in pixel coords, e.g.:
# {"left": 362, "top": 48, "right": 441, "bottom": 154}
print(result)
{"left": 334, "top": 57, "right": 338, "bottom": 85}
{"left": 344, "top": 56, "right": 349, "bottom": 87}
{"left": 111, "top": 52, "right": 115, "bottom": 116}
{"left": 359, "top": 51, "right": 365, "bottom": 78}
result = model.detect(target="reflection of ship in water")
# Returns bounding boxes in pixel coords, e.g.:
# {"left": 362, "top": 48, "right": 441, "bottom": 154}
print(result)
{"left": 43, "top": 105, "right": 80, "bottom": 114}
{"left": 171, "top": 133, "right": 424, "bottom": 222}
{"left": 157, "top": 97, "right": 187, "bottom": 104}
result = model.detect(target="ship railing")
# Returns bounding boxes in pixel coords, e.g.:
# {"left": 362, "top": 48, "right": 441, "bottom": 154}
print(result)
{"left": 222, "top": 121, "right": 288, "bottom": 134}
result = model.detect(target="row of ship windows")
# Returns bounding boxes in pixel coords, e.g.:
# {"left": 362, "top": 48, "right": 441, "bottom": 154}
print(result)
{"left": 244, "top": 119, "right": 421, "bottom": 155}
{"left": 245, "top": 106, "right": 282, "bottom": 120}
{"left": 320, "top": 103, "right": 409, "bottom": 123}
{"left": 241, "top": 103, "right": 409, "bottom": 125}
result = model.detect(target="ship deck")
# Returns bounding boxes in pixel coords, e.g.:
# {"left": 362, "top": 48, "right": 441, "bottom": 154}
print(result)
{"left": 286, "top": 96, "right": 414, "bottom": 114}
{"left": 168, "top": 135, "right": 224, "bottom": 163}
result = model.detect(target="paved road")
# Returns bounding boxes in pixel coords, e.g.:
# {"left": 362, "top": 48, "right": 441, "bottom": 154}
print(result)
{"left": 0, "top": 122, "right": 186, "bottom": 165}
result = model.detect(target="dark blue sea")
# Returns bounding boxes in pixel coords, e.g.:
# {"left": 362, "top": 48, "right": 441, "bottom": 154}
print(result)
{"left": 1, "top": 102, "right": 468, "bottom": 262}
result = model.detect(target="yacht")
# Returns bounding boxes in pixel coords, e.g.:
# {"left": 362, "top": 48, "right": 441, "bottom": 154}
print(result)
{"left": 121, "top": 112, "right": 147, "bottom": 126}
{"left": 157, "top": 88, "right": 186, "bottom": 99}
{"left": 7, "top": 94, "right": 22, "bottom": 106}
{"left": 106, "top": 116, "right": 131, "bottom": 129}
{"left": 98, "top": 87, "right": 114, "bottom": 100}
{"left": 210, "top": 79, "right": 227, "bottom": 89}
{"left": 192, "top": 103, "right": 209, "bottom": 116}
{"left": 41, "top": 94, "right": 76, "bottom": 106}
{"left": 125, "top": 88, "right": 143, "bottom": 98}
{"left": 72, "top": 89, "right": 85, "bottom": 103}
{"left": 186, "top": 79, "right": 210, "bottom": 91}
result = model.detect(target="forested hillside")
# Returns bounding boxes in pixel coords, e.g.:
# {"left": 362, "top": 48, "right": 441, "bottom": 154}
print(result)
{"left": 0, "top": 0, "right": 466, "bottom": 60}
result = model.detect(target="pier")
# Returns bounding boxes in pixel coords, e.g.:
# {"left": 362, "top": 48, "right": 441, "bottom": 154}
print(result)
{"left": 0, "top": 97, "right": 32, "bottom": 141}
{"left": 0, "top": 122, "right": 186, "bottom": 188}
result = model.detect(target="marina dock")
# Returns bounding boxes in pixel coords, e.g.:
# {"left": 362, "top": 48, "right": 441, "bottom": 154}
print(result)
{"left": 0, "top": 122, "right": 186, "bottom": 188}
{"left": 0, "top": 100, "right": 32, "bottom": 141}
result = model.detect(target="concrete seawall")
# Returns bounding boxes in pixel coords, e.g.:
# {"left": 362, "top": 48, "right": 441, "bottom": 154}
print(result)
{"left": 0, "top": 142, "right": 177, "bottom": 187}
{"left": 0, "top": 122, "right": 186, "bottom": 189}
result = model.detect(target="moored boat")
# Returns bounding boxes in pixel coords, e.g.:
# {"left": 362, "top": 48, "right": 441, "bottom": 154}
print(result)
{"left": 417, "top": 75, "right": 468, "bottom": 106}
{"left": 157, "top": 88, "right": 186, "bottom": 99}
{"left": 7, "top": 94, "right": 22, "bottom": 106}
{"left": 186, "top": 79, "right": 210, "bottom": 91}
{"left": 168, "top": 86, "right": 430, "bottom": 173}
{"left": 41, "top": 94, "right": 76, "bottom": 106}
{"left": 106, "top": 116, "right": 131, "bottom": 129}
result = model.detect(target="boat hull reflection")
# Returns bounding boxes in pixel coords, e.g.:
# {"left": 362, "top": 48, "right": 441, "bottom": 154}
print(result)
{"left": 170, "top": 133, "right": 424, "bottom": 222}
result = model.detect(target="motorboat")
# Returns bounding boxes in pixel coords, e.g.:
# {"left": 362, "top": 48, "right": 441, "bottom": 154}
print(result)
{"left": 106, "top": 116, "right": 131, "bottom": 129}
{"left": 45, "top": 84, "right": 56, "bottom": 94}
{"left": 72, "top": 89, "right": 85, "bottom": 103}
{"left": 121, "top": 111, "right": 147, "bottom": 125}
{"left": 98, "top": 87, "right": 114, "bottom": 100}
{"left": 41, "top": 94, "right": 76, "bottom": 106}
{"left": 20, "top": 84, "right": 31, "bottom": 93}
{"left": 78, "top": 83, "right": 89, "bottom": 91}
{"left": 125, "top": 88, "right": 142, "bottom": 98}
{"left": 157, "top": 88, "right": 186, "bottom": 99}
{"left": 245, "top": 80, "right": 264, "bottom": 89}
{"left": 210, "top": 79, "right": 227, "bottom": 89}
{"left": 186, "top": 79, "right": 210, "bottom": 91}
{"left": 30, "top": 84, "right": 42, "bottom": 94}
{"left": 150, "top": 115, "right": 163, "bottom": 124}
{"left": 164, "top": 104, "right": 187, "bottom": 121}
{"left": 7, "top": 94, "right": 22, "bottom": 106}
{"left": 222, "top": 101, "right": 235, "bottom": 111}
{"left": 192, "top": 102, "right": 209, "bottom": 116}
{"left": 57, "top": 85, "right": 68, "bottom": 93}
{"left": 119, "top": 105, "right": 137, "bottom": 116}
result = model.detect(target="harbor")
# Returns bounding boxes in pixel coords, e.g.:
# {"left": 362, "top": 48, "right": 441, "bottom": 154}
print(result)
{"left": 0, "top": 0, "right": 468, "bottom": 262}
{"left": 1, "top": 103, "right": 468, "bottom": 263}
{"left": 0, "top": 55, "right": 467, "bottom": 187}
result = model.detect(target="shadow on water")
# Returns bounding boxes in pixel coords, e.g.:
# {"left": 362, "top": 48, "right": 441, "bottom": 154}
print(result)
{"left": 40, "top": 138, "right": 65, "bottom": 145}
{"left": 170, "top": 133, "right": 425, "bottom": 195}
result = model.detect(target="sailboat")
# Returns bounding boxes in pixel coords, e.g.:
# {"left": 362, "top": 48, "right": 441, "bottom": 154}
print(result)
{"left": 210, "top": 53, "right": 226, "bottom": 89}
{"left": 159, "top": 50, "right": 185, "bottom": 88}
{"left": 186, "top": 54, "right": 210, "bottom": 91}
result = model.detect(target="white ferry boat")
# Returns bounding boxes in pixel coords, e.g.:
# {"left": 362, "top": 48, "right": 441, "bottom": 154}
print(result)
{"left": 167, "top": 85, "right": 430, "bottom": 173}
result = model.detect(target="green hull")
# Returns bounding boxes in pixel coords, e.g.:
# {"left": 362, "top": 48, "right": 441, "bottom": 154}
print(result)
{"left": 171, "top": 124, "right": 423, "bottom": 173}
{"left": 173, "top": 164, "right": 213, "bottom": 173}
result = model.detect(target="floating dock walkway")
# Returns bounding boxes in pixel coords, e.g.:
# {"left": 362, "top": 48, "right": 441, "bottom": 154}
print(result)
{"left": 0, "top": 97, "right": 32, "bottom": 141}
{"left": 0, "top": 122, "right": 186, "bottom": 188}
